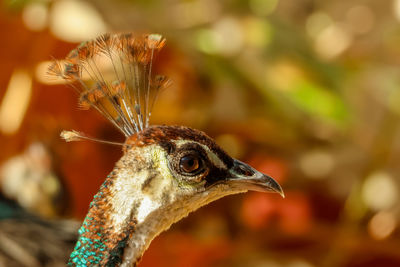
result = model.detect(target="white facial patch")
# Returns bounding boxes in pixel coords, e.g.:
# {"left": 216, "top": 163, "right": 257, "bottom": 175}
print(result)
{"left": 137, "top": 196, "right": 160, "bottom": 223}
{"left": 109, "top": 145, "right": 180, "bottom": 230}
{"left": 109, "top": 168, "right": 145, "bottom": 231}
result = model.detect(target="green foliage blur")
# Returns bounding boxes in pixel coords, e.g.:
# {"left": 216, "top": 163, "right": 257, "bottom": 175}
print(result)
{"left": 1, "top": 0, "right": 400, "bottom": 266}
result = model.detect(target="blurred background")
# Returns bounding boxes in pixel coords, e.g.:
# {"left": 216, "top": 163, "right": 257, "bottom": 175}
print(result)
{"left": 0, "top": 0, "right": 400, "bottom": 266}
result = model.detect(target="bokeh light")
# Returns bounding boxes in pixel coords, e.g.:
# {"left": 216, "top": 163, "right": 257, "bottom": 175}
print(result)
{"left": 368, "top": 211, "right": 397, "bottom": 240}
{"left": 299, "top": 150, "right": 335, "bottom": 179}
{"left": 362, "top": 171, "right": 398, "bottom": 211}
{"left": 0, "top": 69, "right": 32, "bottom": 135}
{"left": 49, "top": 0, "right": 107, "bottom": 42}
{"left": 22, "top": 2, "right": 48, "bottom": 31}
{"left": 1, "top": 0, "right": 400, "bottom": 266}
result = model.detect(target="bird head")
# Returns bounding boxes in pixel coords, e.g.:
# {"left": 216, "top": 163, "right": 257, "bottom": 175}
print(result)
{"left": 67, "top": 124, "right": 283, "bottom": 267}
{"left": 116, "top": 125, "right": 283, "bottom": 225}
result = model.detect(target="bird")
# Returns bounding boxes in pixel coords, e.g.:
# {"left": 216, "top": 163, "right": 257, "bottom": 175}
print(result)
{"left": 48, "top": 33, "right": 284, "bottom": 267}
{"left": 0, "top": 142, "right": 79, "bottom": 266}
{"left": 0, "top": 195, "right": 78, "bottom": 267}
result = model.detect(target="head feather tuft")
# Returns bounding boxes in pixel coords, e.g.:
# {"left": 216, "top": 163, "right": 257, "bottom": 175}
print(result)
{"left": 49, "top": 33, "right": 168, "bottom": 137}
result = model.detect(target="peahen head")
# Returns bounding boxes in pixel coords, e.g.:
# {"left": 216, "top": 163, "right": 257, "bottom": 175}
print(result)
{"left": 50, "top": 33, "right": 283, "bottom": 266}
{"left": 122, "top": 124, "right": 283, "bottom": 222}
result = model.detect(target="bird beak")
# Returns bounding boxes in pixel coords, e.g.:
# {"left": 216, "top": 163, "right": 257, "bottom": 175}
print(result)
{"left": 226, "top": 159, "right": 284, "bottom": 198}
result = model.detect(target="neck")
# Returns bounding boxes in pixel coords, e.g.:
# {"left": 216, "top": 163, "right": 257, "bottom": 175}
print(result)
{"left": 68, "top": 169, "right": 137, "bottom": 266}
{"left": 120, "top": 186, "right": 236, "bottom": 266}
{"left": 68, "top": 148, "right": 149, "bottom": 266}
{"left": 68, "top": 146, "right": 173, "bottom": 266}
{"left": 68, "top": 143, "right": 245, "bottom": 266}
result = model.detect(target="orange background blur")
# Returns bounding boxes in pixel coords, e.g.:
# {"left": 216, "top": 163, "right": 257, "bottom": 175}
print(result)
{"left": 1, "top": 0, "right": 400, "bottom": 266}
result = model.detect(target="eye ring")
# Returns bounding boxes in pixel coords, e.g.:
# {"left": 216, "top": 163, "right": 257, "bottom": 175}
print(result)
{"left": 179, "top": 153, "right": 204, "bottom": 175}
{"left": 168, "top": 144, "right": 209, "bottom": 183}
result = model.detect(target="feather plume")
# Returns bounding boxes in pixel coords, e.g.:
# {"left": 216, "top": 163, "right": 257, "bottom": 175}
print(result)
{"left": 49, "top": 33, "right": 170, "bottom": 137}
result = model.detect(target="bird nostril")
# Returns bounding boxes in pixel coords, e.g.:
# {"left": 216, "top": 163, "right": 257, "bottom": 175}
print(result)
{"left": 234, "top": 163, "right": 254, "bottom": 177}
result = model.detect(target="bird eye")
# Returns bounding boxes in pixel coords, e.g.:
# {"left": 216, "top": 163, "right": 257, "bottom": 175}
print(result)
{"left": 179, "top": 154, "right": 202, "bottom": 174}
{"left": 170, "top": 145, "right": 209, "bottom": 181}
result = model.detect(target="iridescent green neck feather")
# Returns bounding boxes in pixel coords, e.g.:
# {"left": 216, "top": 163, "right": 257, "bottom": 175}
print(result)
{"left": 68, "top": 172, "right": 137, "bottom": 266}
{"left": 68, "top": 138, "right": 154, "bottom": 266}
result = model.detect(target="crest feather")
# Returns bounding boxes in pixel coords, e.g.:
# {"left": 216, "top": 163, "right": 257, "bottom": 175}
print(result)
{"left": 49, "top": 33, "right": 170, "bottom": 137}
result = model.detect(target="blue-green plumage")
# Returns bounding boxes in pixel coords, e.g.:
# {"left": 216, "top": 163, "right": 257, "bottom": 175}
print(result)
{"left": 68, "top": 176, "right": 134, "bottom": 267}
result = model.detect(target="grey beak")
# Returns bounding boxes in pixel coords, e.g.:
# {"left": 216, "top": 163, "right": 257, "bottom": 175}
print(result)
{"left": 227, "top": 159, "right": 284, "bottom": 198}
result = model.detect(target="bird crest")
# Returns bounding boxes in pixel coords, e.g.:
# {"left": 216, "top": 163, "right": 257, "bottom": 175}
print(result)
{"left": 48, "top": 33, "right": 171, "bottom": 141}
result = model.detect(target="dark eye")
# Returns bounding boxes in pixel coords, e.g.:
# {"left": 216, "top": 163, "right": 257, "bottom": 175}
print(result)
{"left": 179, "top": 154, "right": 202, "bottom": 174}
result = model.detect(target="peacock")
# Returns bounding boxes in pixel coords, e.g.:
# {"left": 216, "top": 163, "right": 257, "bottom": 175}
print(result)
{"left": 48, "top": 33, "right": 284, "bottom": 267}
